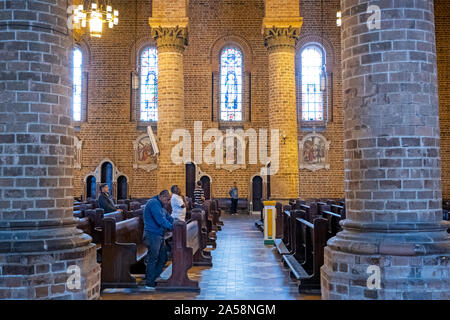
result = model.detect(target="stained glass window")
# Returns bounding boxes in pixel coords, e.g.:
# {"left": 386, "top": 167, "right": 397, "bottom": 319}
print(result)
{"left": 73, "top": 48, "right": 83, "bottom": 122}
{"left": 220, "top": 47, "right": 243, "bottom": 121}
{"left": 140, "top": 47, "right": 158, "bottom": 122}
{"left": 301, "top": 45, "right": 324, "bottom": 121}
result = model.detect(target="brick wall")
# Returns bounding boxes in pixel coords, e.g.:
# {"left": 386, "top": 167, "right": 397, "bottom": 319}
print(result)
{"left": 73, "top": 0, "right": 449, "bottom": 202}
{"left": 73, "top": 0, "right": 348, "bottom": 201}
{"left": 436, "top": 0, "right": 450, "bottom": 198}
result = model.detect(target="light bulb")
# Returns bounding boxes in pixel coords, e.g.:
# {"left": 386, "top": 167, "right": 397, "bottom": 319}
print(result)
{"left": 114, "top": 10, "right": 119, "bottom": 16}
{"left": 107, "top": 13, "right": 112, "bottom": 20}
{"left": 92, "top": 3, "right": 97, "bottom": 9}
{"left": 114, "top": 17, "right": 118, "bottom": 25}
{"left": 81, "top": 19, "right": 87, "bottom": 27}
{"left": 107, "top": 5, "right": 112, "bottom": 12}
{"left": 109, "top": 21, "right": 114, "bottom": 28}
{"left": 90, "top": 14, "right": 103, "bottom": 37}
{"left": 78, "top": 4, "right": 83, "bottom": 10}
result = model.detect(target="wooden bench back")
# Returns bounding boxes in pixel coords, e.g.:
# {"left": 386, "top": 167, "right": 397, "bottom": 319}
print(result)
{"left": 103, "top": 217, "right": 143, "bottom": 246}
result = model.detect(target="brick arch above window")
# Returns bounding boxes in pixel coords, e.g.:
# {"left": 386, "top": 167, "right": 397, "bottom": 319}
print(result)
{"left": 130, "top": 36, "right": 157, "bottom": 70}
{"left": 210, "top": 35, "right": 254, "bottom": 72}
{"left": 296, "top": 34, "right": 335, "bottom": 72}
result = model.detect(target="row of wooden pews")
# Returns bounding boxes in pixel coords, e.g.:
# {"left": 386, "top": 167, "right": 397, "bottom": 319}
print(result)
{"left": 73, "top": 196, "right": 224, "bottom": 291}
{"left": 274, "top": 199, "right": 345, "bottom": 294}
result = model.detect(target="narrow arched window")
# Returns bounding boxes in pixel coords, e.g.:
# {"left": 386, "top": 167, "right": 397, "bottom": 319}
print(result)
{"left": 220, "top": 47, "right": 243, "bottom": 121}
{"left": 301, "top": 45, "right": 325, "bottom": 121}
{"left": 73, "top": 48, "right": 83, "bottom": 121}
{"left": 140, "top": 47, "right": 158, "bottom": 122}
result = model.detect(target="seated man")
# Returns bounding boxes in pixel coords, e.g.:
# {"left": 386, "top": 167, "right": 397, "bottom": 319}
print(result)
{"left": 98, "top": 183, "right": 122, "bottom": 214}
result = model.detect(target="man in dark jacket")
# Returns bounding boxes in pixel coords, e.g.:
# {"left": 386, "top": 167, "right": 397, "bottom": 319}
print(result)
{"left": 98, "top": 183, "right": 122, "bottom": 214}
{"left": 143, "top": 190, "right": 174, "bottom": 289}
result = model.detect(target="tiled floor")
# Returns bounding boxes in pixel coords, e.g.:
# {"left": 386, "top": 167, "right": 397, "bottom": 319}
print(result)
{"left": 101, "top": 212, "right": 321, "bottom": 300}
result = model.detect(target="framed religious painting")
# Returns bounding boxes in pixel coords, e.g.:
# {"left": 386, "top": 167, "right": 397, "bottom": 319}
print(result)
{"left": 298, "top": 133, "right": 331, "bottom": 171}
{"left": 133, "top": 133, "right": 158, "bottom": 172}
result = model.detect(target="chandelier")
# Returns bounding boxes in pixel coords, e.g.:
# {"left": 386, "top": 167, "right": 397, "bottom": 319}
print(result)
{"left": 73, "top": 1, "right": 119, "bottom": 38}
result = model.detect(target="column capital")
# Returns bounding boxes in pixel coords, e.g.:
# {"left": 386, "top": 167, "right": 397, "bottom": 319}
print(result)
{"left": 149, "top": 18, "right": 189, "bottom": 53}
{"left": 262, "top": 17, "right": 303, "bottom": 52}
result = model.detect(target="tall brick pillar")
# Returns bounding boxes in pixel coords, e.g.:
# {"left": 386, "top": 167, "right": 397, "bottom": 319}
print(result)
{"left": 149, "top": 19, "right": 188, "bottom": 193}
{"left": 262, "top": 17, "right": 303, "bottom": 199}
{"left": 321, "top": 0, "right": 450, "bottom": 300}
{"left": 0, "top": 0, "right": 100, "bottom": 299}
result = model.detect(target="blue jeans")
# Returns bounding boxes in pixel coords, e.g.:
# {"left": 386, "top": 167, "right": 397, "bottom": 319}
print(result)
{"left": 145, "top": 232, "right": 167, "bottom": 287}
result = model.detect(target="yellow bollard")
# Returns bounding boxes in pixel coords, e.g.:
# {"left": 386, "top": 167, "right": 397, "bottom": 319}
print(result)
{"left": 263, "top": 201, "right": 277, "bottom": 245}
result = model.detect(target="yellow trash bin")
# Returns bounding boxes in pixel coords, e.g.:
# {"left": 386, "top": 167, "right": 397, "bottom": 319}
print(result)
{"left": 263, "top": 201, "right": 276, "bottom": 245}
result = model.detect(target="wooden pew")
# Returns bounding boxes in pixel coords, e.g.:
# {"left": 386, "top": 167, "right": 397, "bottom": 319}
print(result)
{"left": 192, "top": 207, "right": 216, "bottom": 249}
{"left": 331, "top": 204, "right": 346, "bottom": 219}
{"left": 212, "top": 198, "right": 224, "bottom": 226}
{"left": 321, "top": 209, "right": 343, "bottom": 239}
{"left": 275, "top": 207, "right": 293, "bottom": 255}
{"left": 101, "top": 216, "right": 147, "bottom": 289}
{"left": 282, "top": 216, "right": 327, "bottom": 293}
{"left": 76, "top": 217, "right": 93, "bottom": 236}
{"left": 210, "top": 199, "right": 222, "bottom": 231}
{"left": 156, "top": 211, "right": 212, "bottom": 291}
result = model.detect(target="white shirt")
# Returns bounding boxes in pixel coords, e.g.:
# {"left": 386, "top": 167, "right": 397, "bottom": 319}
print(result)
{"left": 171, "top": 193, "right": 186, "bottom": 221}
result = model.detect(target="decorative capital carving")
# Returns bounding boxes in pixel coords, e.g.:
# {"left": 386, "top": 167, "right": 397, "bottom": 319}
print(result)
{"left": 150, "top": 25, "right": 188, "bottom": 53}
{"left": 263, "top": 26, "right": 301, "bottom": 51}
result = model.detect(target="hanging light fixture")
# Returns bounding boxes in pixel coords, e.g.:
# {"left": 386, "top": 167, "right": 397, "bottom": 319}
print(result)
{"left": 73, "top": 0, "right": 119, "bottom": 38}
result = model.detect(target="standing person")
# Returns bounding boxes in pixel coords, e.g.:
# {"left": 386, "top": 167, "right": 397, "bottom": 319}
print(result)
{"left": 170, "top": 185, "right": 186, "bottom": 221}
{"left": 98, "top": 183, "right": 122, "bottom": 214}
{"left": 229, "top": 182, "right": 238, "bottom": 215}
{"left": 193, "top": 181, "right": 205, "bottom": 208}
{"left": 143, "top": 190, "right": 173, "bottom": 290}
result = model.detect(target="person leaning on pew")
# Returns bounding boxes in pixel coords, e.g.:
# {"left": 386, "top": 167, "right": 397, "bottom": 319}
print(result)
{"left": 98, "top": 183, "right": 123, "bottom": 214}
{"left": 143, "top": 190, "right": 174, "bottom": 290}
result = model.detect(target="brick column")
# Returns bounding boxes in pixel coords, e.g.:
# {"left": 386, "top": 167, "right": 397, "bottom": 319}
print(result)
{"left": 0, "top": 0, "right": 100, "bottom": 299}
{"left": 263, "top": 19, "right": 303, "bottom": 199}
{"left": 321, "top": 0, "right": 450, "bottom": 300}
{"left": 149, "top": 21, "right": 188, "bottom": 192}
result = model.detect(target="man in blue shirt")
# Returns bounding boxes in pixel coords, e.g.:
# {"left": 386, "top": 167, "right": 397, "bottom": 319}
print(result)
{"left": 143, "top": 190, "right": 173, "bottom": 289}
{"left": 229, "top": 181, "right": 239, "bottom": 215}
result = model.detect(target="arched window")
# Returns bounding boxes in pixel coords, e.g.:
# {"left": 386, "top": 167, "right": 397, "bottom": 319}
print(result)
{"left": 101, "top": 162, "right": 113, "bottom": 194}
{"left": 301, "top": 45, "right": 325, "bottom": 122}
{"left": 86, "top": 175, "right": 96, "bottom": 199}
{"left": 220, "top": 47, "right": 243, "bottom": 121}
{"left": 73, "top": 48, "right": 83, "bottom": 122}
{"left": 140, "top": 47, "right": 158, "bottom": 122}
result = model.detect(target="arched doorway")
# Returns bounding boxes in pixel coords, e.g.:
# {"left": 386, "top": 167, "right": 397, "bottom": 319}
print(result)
{"left": 252, "top": 176, "right": 263, "bottom": 211}
{"left": 101, "top": 162, "right": 113, "bottom": 194}
{"left": 86, "top": 175, "right": 96, "bottom": 199}
{"left": 200, "top": 175, "right": 211, "bottom": 200}
{"left": 185, "top": 162, "right": 196, "bottom": 199}
{"left": 117, "top": 176, "right": 128, "bottom": 200}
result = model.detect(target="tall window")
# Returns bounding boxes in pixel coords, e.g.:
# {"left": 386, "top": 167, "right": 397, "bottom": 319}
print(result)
{"left": 220, "top": 47, "right": 243, "bottom": 121}
{"left": 140, "top": 47, "right": 158, "bottom": 122}
{"left": 301, "top": 45, "right": 325, "bottom": 122}
{"left": 73, "top": 48, "right": 83, "bottom": 122}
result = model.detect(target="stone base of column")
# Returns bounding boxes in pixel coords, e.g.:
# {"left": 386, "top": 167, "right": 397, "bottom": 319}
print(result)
{"left": 320, "top": 228, "right": 450, "bottom": 300}
{"left": 0, "top": 243, "right": 100, "bottom": 300}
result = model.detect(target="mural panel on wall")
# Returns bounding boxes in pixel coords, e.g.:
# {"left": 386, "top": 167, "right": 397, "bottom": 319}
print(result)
{"left": 74, "top": 136, "right": 82, "bottom": 169}
{"left": 133, "top": 133, "right": 158, "bottom": 172}
{"left": 299, "top": 133, "right": 330, "bottom": 171}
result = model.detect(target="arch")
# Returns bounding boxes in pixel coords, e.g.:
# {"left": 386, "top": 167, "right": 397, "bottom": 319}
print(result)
{"left": 296, "top": 35, "right": 335, "bottom": 72}
{"left": 251, "top": 175, "right": 263, "bottom": 212}
{"left": 101, "top": 161, "right": 113, "bottom": 193}
{"left": 210, "top": 35, "right": 253, "bottom": 72}
{"left": 185, "top": 162, "right": 196, "bottom": 199}
{"left": 129, "top": 36, "right": 157, "bottom": 69}
{"left": 117, "top": 175, "right": 128, "bottom": 200}
{"left": 86, "top": 175, "right": 97, "bottom": 200}
{"left": 200, "top": 175, "right": 211, "bottom": 200}
{"left": 74, "top": 38, "right": 91, "bottom": 68}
